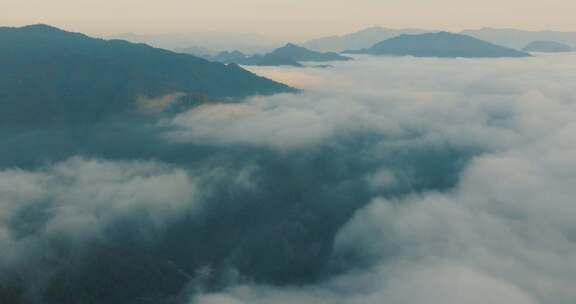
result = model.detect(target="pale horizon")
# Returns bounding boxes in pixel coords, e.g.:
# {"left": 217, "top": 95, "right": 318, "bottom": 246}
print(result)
{"left": 3, "top": 0, "right": 576, "bottom": 40}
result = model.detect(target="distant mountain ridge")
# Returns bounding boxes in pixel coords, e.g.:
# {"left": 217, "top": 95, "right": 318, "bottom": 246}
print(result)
{"left": 110, "top": 26, "right": 576, "bottom": 58}
{"left": 109, "top": 31, "right": 279, "bottom": 53}
{"left": 345, "top": 32, "right": 530, "bottom": 58}
{"left": 462, "top": 28, "right": 576, "bottom": 49}
{"left": 0, "top": 24, "right": 294, "bottom": 128}
{"left": 523, "top": 40, "right": 573, "bottom": 53}
{"left": 207, "top": 43, "right": 352, "bottom": 67}
{"left": 303, "top": 26, "right": 431, "bottom": 52}
{"left": 173, "top": 45, "right": 214, "bottom": 57}
{"left": 303, "top": 26, "right": 576, "bottom": 53}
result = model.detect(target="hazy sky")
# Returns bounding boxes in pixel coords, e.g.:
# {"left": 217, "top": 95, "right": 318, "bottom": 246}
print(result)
{"left": 3, "top": 0, "right": 576, "bottom": 40}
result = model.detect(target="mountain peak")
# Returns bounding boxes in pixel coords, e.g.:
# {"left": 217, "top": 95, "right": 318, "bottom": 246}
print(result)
{"left": 303, "top": 27, "right": 431, "bottom": 52}
{"left": 270, "top": 43, "right": 351, "bottom": 63}
{"left": 523, "top": 40, "right": 573, "bottom": 52}
{"left": 209, "top": 42, "right": 351, "bottom": 67}
{"left": 345, "top": 32, "right": 530, "bottom": 58}
{"left": 357, "top": 26, "right": 387, "bottom": 34}
{"left": 272, "top": 43, "right": 312, "bottom": 55}
{"left": 281, "top": 42, "right": 304, "bottom": 49}
{"left": 20, "top": 24, "right": 64, "bottom": 32}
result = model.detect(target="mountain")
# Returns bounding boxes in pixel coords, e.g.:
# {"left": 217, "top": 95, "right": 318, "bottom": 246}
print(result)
{"left": 0, "top": 24, "right": 294, "bottom": 128}
{"left": 345, "top": 32, "right": 530, "bottom": 58}
{"left": 209, "top": 43, "right": 351, "bottom": 67}
{"left": 108, "top": 32, "right": 279, "bottom": 54}
{"left": 211, "top": 50, "right": 303, "bottom": 67}
{"left": 268, "top": 43, "right": 351, "bottom": 62}
{"left": 211, "top": 50, "right": 251, "bottom": 62}
{"left": 303, "top": 26, "right": 576, "bottom": 53}
{"left": 462, "top": 28, "right": 576, "bottom": 50}
{"left": 303, "top": 26, "right": 431, "bottom": 52}
{"left": 523, "top": 40, "right": 573, "bottom": 53}
{"left": 173, "top": 45, "right": 214, "bottom": 57}
{"left": 240, "top": 54, "right": 304, "bottom": 67}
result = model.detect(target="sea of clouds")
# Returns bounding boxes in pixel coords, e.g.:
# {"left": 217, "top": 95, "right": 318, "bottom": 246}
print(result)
{"left": 2, "top": 53, "right": 576, "bottom": 304}
{"left": 190, "top": 54, "right": 576, "bottom": 304}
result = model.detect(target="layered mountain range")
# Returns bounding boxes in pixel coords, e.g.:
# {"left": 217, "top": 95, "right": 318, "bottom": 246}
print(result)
{"left": 0, "top": 24, "right": 294, "bottom": 128}
{"left": 344, "top": 32, "right": 530, "bottom": 58}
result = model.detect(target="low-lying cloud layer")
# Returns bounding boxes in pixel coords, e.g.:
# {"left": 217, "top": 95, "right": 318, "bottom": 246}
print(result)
{"left": 0, "top": 158, "right": 199, "bottom": 300}
{"left": 2, "top": 53, "right": 576, "bottom": 304}
{"left": 188, "top": 54, "right": 576, "bottom": 304}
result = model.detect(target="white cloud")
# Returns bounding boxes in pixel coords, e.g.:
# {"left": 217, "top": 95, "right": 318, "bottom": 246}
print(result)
{"left": 188, "top": 54, "right": 576, "bottom": 304}
{"left": 0, "top": 157, "right": 199, "bottom": 271}
{"left": 166, "top": 55, "right": 576, "bottom": 154}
